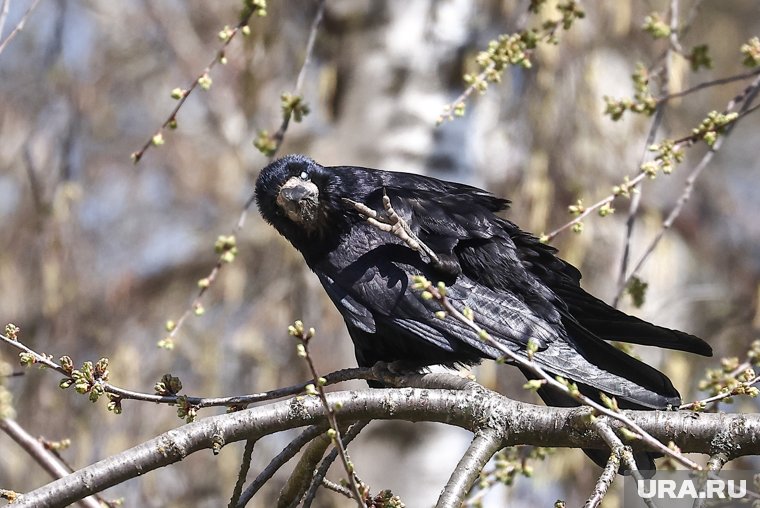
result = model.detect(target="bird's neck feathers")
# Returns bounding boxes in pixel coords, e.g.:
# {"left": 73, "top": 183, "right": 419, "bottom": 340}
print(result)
{"left": 268, "top": 198, "right": 348, "bottom": 263}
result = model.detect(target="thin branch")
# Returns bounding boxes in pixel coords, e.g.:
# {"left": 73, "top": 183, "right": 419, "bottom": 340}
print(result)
{"left": 0, "top": 0, "right": 10, "bottom": 44}
{"left": 161, "top": 0, "right": 326, "bottom": 345}
{"left": 278, "top": 431, "right": 332, "bottom": 508}
{"left": 692, "top": 452, "right": 731, "bottom": 508}
{"left": 294, "top": 326, "right": 365, "bottom": 507}
{"left": 227, "top": 438, "right": 256, "bottom": 508}
{"left": 236, "top": 424, "right": 327, "bottom": 507}
{"left": 301, "top": 420, "right": 370, "bottom": 508}
{"left": 614, "top": 103, "right": 666, "bottom": 308}
{"left": 545, "top": 76, "right": 760, "bottom": 243}
{"left": 658, "top": 68, "right": 760, "bottom": 103}
{"left": 614, "top": 0, "right": 677, "bottom": 307}
{"left": 544, "top": 179, "right": 641, "bottom": 241}
{"left": 679, "top": 373, "right": 760, "bottom": 410}
{"left": 0, "top": 418, "right": 101, "bottom": 508}
{"left": 618, "top": 74, "right": 760, "bottom": 296}
{"left": 583, "top": 449, "right": 621, "bottom": 508}
{"left": 436, "top": 429, "right": 502, "bottom": 508}
{"left": 320, "top": 478, "right": 354, "bottom": 499}
{"left": 667, "top": 0, "right": 682, "bottom": 55}
{"left": 14, "top": 387, "right": 760, "bottom": 507}
{"left": 706, "top": 452, "right": 728, "bottom": 472}
{"left": 592, "top": 418, "right": 658, "bottom": 508}
{"left": 1, "top": 331, "right": 374, "bottom": 409}
{"left": 130, "top": 9, "right": 255, "bottom": 164}
{"left": 0, "top": 0, "right": 41, "bottom": 56}
{"left": 266, "top": 0, "right": 325, "bottom": 156}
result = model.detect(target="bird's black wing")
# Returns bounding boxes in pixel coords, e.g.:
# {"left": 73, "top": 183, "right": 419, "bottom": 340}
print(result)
{"left": 371, "top": 181, "right": 710, "bottom": 357}
{"left": 503, "top": 224, "right": 712, "bottom": 356}
{"left": 314, "top": 187, "right": 680, "bottom": 408}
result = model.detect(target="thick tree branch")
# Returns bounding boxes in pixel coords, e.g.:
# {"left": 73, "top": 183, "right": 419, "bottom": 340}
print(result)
{"left": 436, "top": 428, "right": 502, "bottom": 508}
{"left": 13, "top": 386, "right": 760, "bottom": 507}
{"left": 0, "top": 418, "right": 101, "bottom": 508}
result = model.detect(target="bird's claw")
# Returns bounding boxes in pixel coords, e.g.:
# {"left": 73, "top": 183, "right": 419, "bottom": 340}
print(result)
{"left": 344, "top": 193, "right": 441, "bottom": 266}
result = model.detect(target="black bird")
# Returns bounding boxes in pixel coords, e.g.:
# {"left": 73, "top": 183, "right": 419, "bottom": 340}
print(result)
{"left": 255, "top": 154, "right": 712, "bottom": 470}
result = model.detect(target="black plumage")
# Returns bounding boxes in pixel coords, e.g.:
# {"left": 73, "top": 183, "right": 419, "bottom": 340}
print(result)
{"left": 255, "top": 154, "right": 712, "bottom": 470}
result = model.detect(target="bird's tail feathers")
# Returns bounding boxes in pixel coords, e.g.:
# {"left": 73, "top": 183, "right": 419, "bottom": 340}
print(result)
{"left": 528, "top": 318, "right": 681, "bottom": 410}
{"left": 553, "top": 284, "right": 712, "bottom": 357}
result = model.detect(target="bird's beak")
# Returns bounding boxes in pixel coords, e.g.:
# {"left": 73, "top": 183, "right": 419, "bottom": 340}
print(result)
{"left": 279, "top": 180, "right": 317, "bottom": 203}
{"left": 276, "top": 176, "right": 320, "bottom": 225}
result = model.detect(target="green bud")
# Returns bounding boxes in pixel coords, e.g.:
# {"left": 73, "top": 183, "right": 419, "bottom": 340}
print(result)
{"left": 523, "top": 379, "right": 544, "bottom": 391}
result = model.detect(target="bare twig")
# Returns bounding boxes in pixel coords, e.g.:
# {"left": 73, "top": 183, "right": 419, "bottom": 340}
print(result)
{"left": 161, "top": 0, "right": 326, "bottom": 346}
{"left": 266, "top": 0, "right": 325, "bottom": 156}
{"left": 236, "top": 424, "right": 327, "bottom": 507}
{"left": 658, "top": 69, "right": 760, "bottom": 103}
{"left": 436, "top": 428, "right": 502, "bottom": 508}
{"left": 0, "top": 0, "right": 41, "bottom": 56}
{"left": 614, "top": 105, "right": 665, "bottom": 308}
{"left": 583, "top": 449, "right": 621, "bottom": 508}
{"left": 614, "top": 0, "right": 677, "bottom": 307}
{"left": 0, "top": 418, "right": 101, "bottom": 508}
{"left": 592, "top": 418, "right": 658, "bottom": 508}
{"left": 278, "top": 431, "right": 332, "bottom": 508}
{"left": 0, "top": 0, "right": 11, "bottom": 44}
{"left": 227, "top": 438, "right": 256, "bottom": 508}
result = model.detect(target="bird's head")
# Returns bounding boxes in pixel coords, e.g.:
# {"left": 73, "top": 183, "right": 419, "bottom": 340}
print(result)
{"left": 255, "top": 155, "right": 344, "bottom": 253}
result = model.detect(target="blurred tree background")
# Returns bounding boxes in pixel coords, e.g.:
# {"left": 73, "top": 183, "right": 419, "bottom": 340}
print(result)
{"left": 1, "top": 0, "right": 759, "bottom": 506}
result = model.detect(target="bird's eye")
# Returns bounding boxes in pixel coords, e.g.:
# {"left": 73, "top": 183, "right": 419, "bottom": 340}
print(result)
{"left": 300, "top": 171, "right": 309, "bottom": 180}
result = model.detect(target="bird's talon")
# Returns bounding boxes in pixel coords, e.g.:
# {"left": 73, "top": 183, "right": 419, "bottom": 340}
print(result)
{"left": 346, "top": 194, "right": 441, "bottom": 266}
